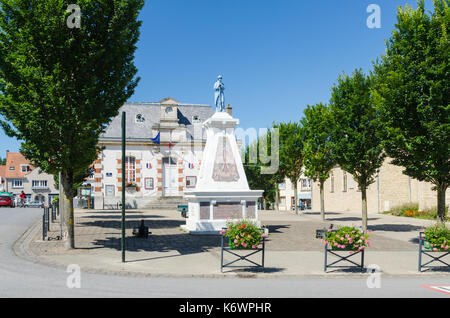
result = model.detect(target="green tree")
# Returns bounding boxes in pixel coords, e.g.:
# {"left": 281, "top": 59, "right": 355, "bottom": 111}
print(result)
{"left": 301, "top": 103, "right": 335, "bottom": 221}
{"left": 0, "top": 0, "right": 144, "bottom": 248}
{"left": 243, "top": 129, "right": 281, "bottom": 209}
{"left": 0, "top": 156, "right": 5, "bottom": 165}
{"left": 274, "top": 122, "right": 304, "bottom": 215}
{"left": 329, "top": 69, "right": 385, "bottom": 231}
{"left": 373, "top": 0, "right": 449, "bottom": 223}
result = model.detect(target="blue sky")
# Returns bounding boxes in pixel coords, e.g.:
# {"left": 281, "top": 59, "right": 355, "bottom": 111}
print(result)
{"left": 0, "top": 0, "right": 433, "bottom": 154}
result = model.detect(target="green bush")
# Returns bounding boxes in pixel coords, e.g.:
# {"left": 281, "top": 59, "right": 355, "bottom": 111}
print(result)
{"left": 424, "top": 224, "right": 450, "bottom": 252}
{"left": 385, "top": 202, "right": 448, "bottom": 221}
{"left": 221, "top": 219, "right": 265, "bottom": 249}
{"left": 386, "top": 202, "right": 419, "bottom": 216}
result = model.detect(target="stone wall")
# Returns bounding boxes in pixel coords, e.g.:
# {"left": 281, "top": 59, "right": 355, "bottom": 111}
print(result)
{"left": 311, "top": 158, "right": 449, "bottom": 214}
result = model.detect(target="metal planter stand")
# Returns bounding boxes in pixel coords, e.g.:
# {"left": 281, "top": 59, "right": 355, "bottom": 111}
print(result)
{"left": 220, "top": 229, "right": 265, "bottom": 273}
{"left": 418, "top": 232, "right": 450, "bottom": 272}
{"left": 317, "top": 226, "right": 365, "bottom": 272}
{"left": 324, "top": 244, "right": 365, "bottom": 272}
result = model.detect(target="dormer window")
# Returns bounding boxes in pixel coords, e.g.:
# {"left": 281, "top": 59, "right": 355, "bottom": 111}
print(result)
{"left": 21, "top": 165, "right": 30, "bottom": 173}
{"left": 192, "top": 115, "right": 200, "bottom": 123}
{"left": 135, "top": 114, "right": 145, "bottom": 123}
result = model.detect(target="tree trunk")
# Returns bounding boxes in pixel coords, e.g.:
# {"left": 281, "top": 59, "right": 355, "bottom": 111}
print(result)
{"left": 61, "top": 171, "right": 75, "bottom": 249}
{"left": 262, "top": 198, "right": 266, "bottom": 210}
{"left": 437, "top": 184, "right": 447, "bottom": 223}
{"left": 320, "top": 181, "right": 325, "bottom": 221}
{"left": 294, "top": 181, "right": 299, "bottom": 215}
{"left": 361, "top": 187, "right": 368, "bottom": 232}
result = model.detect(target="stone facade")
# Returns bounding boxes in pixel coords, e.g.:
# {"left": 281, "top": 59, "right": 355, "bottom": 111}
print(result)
{"left": 278, "top": 175, "right": 312, "bottom": 211}
{"left": 310, "top": 158, "right": 450, "bottom": 214}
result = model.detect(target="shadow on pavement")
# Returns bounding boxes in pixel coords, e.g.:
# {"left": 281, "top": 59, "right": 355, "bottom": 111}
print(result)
{"left": 266, "top": 225, "right": 291, "bottom": 233}
{"left": 325, "top": 217, "right": 380, "bottom": 222}
{"left": 368, "top": 224, "right": 424, "bottom": 232}
{"left": 78, "top": 219, "right": 184, "bottom": 230}
{"left": 88, "top": 232, "right": 221, "bottom": 256}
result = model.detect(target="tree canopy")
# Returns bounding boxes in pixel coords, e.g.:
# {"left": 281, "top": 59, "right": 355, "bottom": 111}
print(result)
{"left": 0, "top": 0, "right": 144, "bottom": 247}
{"left": 373, "top": 0, "right": 449, "bottom": 222}
{"left": 301, "top": 103, "right": 335, "bottom": 220}
{"left": 329, "top": 69, "right": 386, "bottom": 230}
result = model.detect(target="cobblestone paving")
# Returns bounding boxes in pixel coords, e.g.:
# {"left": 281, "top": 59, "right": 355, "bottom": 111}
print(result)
{"left": 30, "top": 208, "right": 419, "bottom": 257}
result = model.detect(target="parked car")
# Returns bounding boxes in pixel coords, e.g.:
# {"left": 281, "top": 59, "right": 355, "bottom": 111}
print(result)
{"left": 0, "top": 193, "right": 14, "bottom": 208}
{"left": 24, "top": 200, "right": 44, "bottom": 208}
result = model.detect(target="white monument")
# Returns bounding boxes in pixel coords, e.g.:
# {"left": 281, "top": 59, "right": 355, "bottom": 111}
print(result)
{"left": 182, "top": 77, "right": 263, "bottom": 234}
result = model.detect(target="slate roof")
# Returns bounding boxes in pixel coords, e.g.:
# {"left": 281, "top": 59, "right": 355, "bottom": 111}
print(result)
{"left": 100, "top": 102, "right": 215, "bottom": 141}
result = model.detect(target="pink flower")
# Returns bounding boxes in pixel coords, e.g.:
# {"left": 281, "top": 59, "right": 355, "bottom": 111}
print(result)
{"left": 433, "top": 248, "right": 438, "bottom": 251}
{"left": 234, "top": 239, "right": 238, "bottom": 243}
{"left": 242, "top": 242, "right": 247, "bottom": 248}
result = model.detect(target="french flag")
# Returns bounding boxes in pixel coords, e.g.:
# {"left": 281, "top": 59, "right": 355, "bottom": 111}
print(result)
{"left": 188, "top": 163, "right": 194, "bottom": 169}
{"left": 146, "top": 163, "right": 152, "bottom": 169}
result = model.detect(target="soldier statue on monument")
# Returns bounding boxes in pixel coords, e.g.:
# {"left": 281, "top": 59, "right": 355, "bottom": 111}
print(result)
{"left": 214, "top": 75, "right": 225, "bottom": 112}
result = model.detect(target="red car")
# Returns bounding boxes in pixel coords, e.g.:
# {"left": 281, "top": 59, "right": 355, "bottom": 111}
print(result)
{"left": 0, "top": 194, "right": 14, "bottom": 208}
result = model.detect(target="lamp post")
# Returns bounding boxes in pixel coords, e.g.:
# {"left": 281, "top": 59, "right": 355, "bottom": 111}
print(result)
{"left": 121, "top": 111, "right": 126, "bottom": 262}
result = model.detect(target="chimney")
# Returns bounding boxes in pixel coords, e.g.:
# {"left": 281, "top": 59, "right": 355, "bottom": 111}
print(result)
{"left": 225, "top": 104, "right": 232, "bottom": 116}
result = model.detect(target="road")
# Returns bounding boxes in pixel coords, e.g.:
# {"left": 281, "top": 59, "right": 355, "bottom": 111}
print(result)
{"left": 0, "top": 207, "right": 448, "bottom": 298}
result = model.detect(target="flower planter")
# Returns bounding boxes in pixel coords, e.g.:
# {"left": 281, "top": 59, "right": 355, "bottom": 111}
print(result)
{"left": 220, "top": 222, "right": 266, "bottom": 272}
{"left": 318, "top": 225, "right": 370, "bottom": 272}
{"left": 418, "top": 232, "right": 450, "bottom": 272}
{"left": 228, "top": 238, "right": 262, "bottom": 250}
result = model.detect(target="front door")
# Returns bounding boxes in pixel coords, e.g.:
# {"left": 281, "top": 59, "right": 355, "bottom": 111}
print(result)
{"left": 162, "top": 157, "right": 178, "bottom": 197}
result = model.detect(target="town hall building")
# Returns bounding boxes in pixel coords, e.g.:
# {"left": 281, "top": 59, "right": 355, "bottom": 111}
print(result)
{"left": 92, "top": 98, "right": 217, "bottom": 209}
